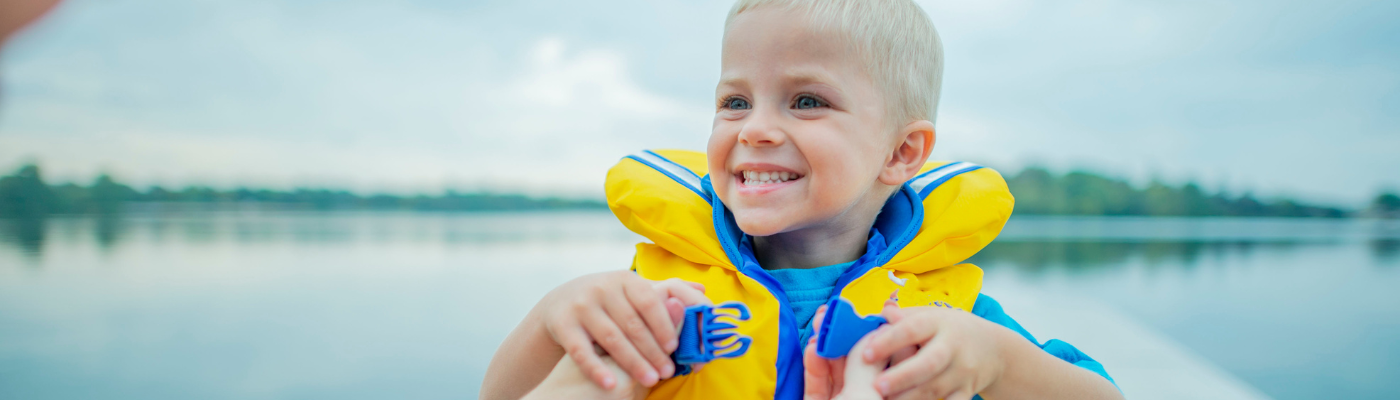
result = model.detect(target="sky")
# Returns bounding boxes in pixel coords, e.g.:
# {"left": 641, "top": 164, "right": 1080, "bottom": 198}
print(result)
{"left": 0, "top": 0, "right": 1397, "bottom": 204}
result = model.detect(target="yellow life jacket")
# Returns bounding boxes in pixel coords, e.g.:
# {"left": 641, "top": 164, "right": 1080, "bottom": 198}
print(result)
{"left": 605, "top": 149, "right": 1014, "bottom": 400}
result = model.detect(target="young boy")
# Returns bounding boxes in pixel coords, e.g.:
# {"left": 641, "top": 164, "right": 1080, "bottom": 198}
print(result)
{"left": 483, "top": 0, "right": 1123, "bottom": 399}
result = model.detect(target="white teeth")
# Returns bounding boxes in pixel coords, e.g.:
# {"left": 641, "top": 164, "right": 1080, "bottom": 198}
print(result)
{"left": 739, "top": 170, "right": 802, "bottom": 186}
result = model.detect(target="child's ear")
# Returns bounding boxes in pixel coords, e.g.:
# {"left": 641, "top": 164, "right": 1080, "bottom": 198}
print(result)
{"left": 879, "top": 120, "right": 936, "bottom": 186}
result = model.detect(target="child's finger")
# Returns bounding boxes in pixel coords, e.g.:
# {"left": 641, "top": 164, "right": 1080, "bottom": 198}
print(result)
{"left": 624, "top": 279, "right": 680, "bottom": 362}
{"left": 835, "top": 334, "right": 884, "bottom": 400}
{"left": 803, "top": 338, "right": 835, "bottom": 400}
{"left": 863, "top": 312, "right": 939, "bottom": 363}
{"left": 603, "top": 291, "right": 671, "bottom": 384}
{"left": 890, "top": 344, "right": 917, "bottom": 367}
{"left": 654, "top": 278, "right": 710, "bottom": 306}
{"left": 894, "top": 361, "right": 969, "bottom": 400}
{"left": 830, "top": 353, "right": 847, "bottom": 393}
{"left": 558, "top": 325, "right": 618, "bottom": 390}
{"left": 812, "top": 304, "right": 828, "bottom": 331}
{"left": 875, "top": 338, "right": 952, "bottom": 397}
{"left": 944, "top": 390, "right": 975, "bottom": 400}
{"left": 880, "top": 300, "right": 905, "bottom": 323}
{"left": 583, "top": 306, "right": 660, "bottom": 387}
{"left": 665, "top": 298, "right": 686, "bottom": 329}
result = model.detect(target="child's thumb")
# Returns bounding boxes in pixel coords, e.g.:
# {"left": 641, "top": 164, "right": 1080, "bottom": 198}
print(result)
{"left": 833, "top": 335, "right": 884, "bottom": 400}
{"left": 803, "top": 338, "right": 835, "bottom": 400}
{"left": 880, "top": 300, "right": 905, "bottom": 324}
{"left": 665, "top": 298, "right": 686, "bottom": 331}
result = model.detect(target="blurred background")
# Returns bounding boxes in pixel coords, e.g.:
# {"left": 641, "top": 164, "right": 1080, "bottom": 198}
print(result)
{"left": 1, "top": 0, "right": 1398, "bottom": 399}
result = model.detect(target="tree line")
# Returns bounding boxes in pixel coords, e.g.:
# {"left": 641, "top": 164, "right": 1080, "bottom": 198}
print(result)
{"left": 2, "top": 164, "right": 1397, "bottom": 218}
{"left": 1003, "top": 167, "right": 1382, "bottom": 218}
{"left": 0, "top": 165, "right": 607, "bottom": 218}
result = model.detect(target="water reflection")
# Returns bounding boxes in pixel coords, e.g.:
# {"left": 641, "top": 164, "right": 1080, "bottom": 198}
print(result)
{"left": 2, "top": 212, "right": 1398, "bottom": 400}
{"left": 1, "top": 211, "right": 645, "bottom": 259}
{"left": 1372, "top": 239, "right": 1400, "bottom": 266}
{"left": 7, "top": 213, "right": 1400, "bottom": 266}
{"left": 1, "top": 216, "right": 45, "bottom": 258}
{"left": 969, "top": 240, "right": 1304, "bottom": 273}
{"left": 94, "top": 214, "right": 126, "bottom": 249}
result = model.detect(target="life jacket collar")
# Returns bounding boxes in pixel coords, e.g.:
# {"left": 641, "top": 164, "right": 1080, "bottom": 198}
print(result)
{"left": 710, "top": 177, "right": 919, "bottom": 273}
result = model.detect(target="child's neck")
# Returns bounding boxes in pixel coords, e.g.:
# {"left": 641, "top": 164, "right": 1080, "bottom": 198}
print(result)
{"left": 749, "top": 184, "right": 898, "bottom": 270}
{"left": 752, "top": 215, "right": 875, "bottom": 271}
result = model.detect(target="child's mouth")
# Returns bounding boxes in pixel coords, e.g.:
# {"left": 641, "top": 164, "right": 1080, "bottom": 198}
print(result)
{"left": 737, "top": 170, "right": 803, "bottom": 187}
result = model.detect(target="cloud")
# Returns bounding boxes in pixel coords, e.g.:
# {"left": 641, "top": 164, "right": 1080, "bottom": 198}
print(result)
{"left": 0, "top": 2, "right": 711, "bottom": 196}
{"left": 1, "top": 0, "right": 1396, "bottom": 203}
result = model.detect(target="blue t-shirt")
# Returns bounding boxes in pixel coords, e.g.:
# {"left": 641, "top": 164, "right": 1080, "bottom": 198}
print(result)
{"left": 770, "top": 265, "right": 1115, "bottom": 387}
{"left": 766, "top": 261, "right": 855, "bottom": 329}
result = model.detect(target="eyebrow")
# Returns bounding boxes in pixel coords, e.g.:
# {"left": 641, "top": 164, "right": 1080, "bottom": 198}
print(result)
{"left": 780, "top": 70, "right": 836, "bottom": 86}
{"left": 717, "top": 68, "right": 838, "bottom": 89}
{"left": 716, "top": 75, "right": 749, "bottom": 90}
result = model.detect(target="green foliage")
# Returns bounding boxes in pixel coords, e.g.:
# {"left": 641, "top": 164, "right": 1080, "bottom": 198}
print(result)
{"left": 1005, "top": 167, "right": 1349, "bottom": 217}
{"left": 0, "top": 165, "right": 58, "bottom": 218}
{"left": 1372, "top": 192, "right": 1400, "bottom": 218}
{"left": 0, "top": 163, "right": 1370, "bottom": 218}
{"left": 0, "top": 164, "right": 606, "bottom": 216}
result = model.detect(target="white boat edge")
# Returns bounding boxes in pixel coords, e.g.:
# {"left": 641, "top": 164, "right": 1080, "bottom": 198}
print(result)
{"left": 984, "top": 281, "right": 1275, "bottom": 400}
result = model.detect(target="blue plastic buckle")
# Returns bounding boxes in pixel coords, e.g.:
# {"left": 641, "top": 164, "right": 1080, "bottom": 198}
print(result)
{"left": 671, "top": 302, "right": 752, "bottom": 375}
{"left": 815, "top": 297, "right": 887, "bottom": 359}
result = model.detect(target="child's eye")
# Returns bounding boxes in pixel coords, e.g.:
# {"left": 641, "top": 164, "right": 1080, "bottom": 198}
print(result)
{"left": 722, "top": 97, "right": 751, "bottom": 110}
{"left": 793, "top": 95, "right": 827, "bottom": 110}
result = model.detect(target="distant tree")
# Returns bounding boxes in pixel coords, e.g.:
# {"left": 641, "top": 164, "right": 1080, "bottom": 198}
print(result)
{"left": 0, "top": 163, "right": 1362, "bottom": 217}
{"left": 1006, "top": 168, "right": 1060, "bottom": 214}
{"left": 1373, "top": 192, "right": 1400, "bottom": 218}
{"left": 1142, "top": 181, "right": 1184, "bottom": 216}
{"left": 88, "top": 174, "right": 138, "bottom": 214}
{"left": 0, "top": 165, "right": 58, "bottom": 218}
{"left": 1004, "top": 167, "right": 1348, "bottom": 218}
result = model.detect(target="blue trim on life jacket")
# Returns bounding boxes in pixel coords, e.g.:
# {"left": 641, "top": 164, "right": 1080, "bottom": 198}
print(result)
{"left": 704, "top": 180, "right": 931, "bottom": 400}
{"left": 909, "top": 162, "right": 983, "bottom": 199}
{"left": 734, "top": 238, "right": 804, "bottom": 400}
{"left": 870, "top": 185, "right": 924, "bottom": 267}
{"left": 829, "top": 230, "right": 889, "bottom": 304}
{"left": 702, "top": 177, "right": 745, "bottom": 268}
{"left": 626, "top": 150, "right": 711, "bottom": 202}
{"left": 799, "top": 230, "right": 886, "bottom": 345}
{"left": 702, "top": 177, "right": 802, "bottom": 400}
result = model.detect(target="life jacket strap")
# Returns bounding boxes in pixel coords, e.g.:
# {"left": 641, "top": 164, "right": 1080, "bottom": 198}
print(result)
{"left": 814, "top": 297, "right": 888, "bottom": 359}
{"left": 672, "top": 302, "right": 753, "bottom": 375}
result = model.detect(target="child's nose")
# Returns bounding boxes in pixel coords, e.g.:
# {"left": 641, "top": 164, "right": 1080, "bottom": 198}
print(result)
{"left": 736, "top": 112, "right": 787, "bottom": 147}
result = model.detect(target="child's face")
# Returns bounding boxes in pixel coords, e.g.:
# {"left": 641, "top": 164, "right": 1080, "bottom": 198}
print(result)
{"left": 709, "top": 6, "right": 896, "bottom": 237}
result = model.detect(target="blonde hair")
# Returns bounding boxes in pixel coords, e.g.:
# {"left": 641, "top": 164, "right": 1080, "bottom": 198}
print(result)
{"left": 725, "top": 0, "right": 944, "bottom": 124}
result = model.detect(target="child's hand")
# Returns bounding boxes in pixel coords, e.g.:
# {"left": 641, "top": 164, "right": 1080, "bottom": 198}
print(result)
{"left": 539, "top": 271, "right": 709, "bottom": 390}
{"left": 803, "top": 304, "right": 849, "bottom": 400}
{"left": 831, "top": 332, "right": 887, "bottom": 400}
{"left": 860, "top": 303, "right": 1014, "bottom": 400}
{"left": 522, "top": 350, "right": 648, "bottom": 400}
{"left": 805, "top": 300, "right": 919, "bottom": 400}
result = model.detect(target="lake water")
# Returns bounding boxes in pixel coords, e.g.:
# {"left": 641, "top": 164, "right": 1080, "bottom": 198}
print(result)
{"left": 1, "top": 212, "right": 1397, "bottom": 399}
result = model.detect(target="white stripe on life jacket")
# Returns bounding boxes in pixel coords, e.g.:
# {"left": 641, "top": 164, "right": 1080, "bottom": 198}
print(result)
{"left": 627, "top": 150, "right": 709, "bottom": 201}
{"left": 909, "top": 162, "right": 983, "bottom": 198}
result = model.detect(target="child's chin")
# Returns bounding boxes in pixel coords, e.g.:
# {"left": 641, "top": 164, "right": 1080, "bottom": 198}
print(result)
{"left": 733, "top": 212, "right": 792, "bottom": 237}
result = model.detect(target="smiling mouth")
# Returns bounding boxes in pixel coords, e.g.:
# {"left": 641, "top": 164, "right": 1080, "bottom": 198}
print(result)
{"left": 738, "top": 170, "right": 803, "bottom": 186}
